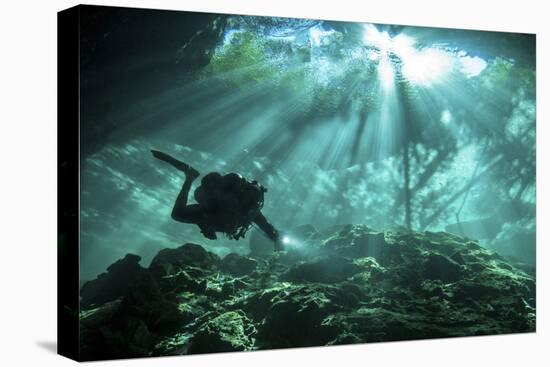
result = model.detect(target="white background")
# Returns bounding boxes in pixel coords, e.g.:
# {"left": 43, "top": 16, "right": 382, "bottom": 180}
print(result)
{"left": 0, "top": 0, "right": 547, "bottom": 366}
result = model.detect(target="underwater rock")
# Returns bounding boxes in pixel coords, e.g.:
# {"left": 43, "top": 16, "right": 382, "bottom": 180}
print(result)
{"left": 80, "top": 224, "right": 536, "bottom": 358}
{"left": 327, "top": 332, "right": 363, "bottom": 345}
{"left": 220, "top": 253, "right": 258, "bottom": 276}
{"left": 354, "top": 231, "right": 389, "bottom": 258}
{"left": 111, "top": 264, "right": 186, "bottom": 335}
{"left": 79, "top": 254, "right": 183, "bottom": 359}
{"left": 157, "top": 270, "right": 207, "bottom": 294}
{"left": 80, "top": 254, "right": 149, "bottom": 309}
{"left": 80, "top": 299, "right": 156, "bottom": 360}
{"left": 257, "top": 285, "right": 340, "bottom": 348}
{"left": 288, "top": 224, "right": 323, "bottom": 241}
{"left": 80, "top": 299, "right": 123, "bottom": 330}
{"left": 450, "top": 251, "right": 466, "bottom": 265}
{"left": 423, "top": 253, "right": 463, "bottom": 282}
{"left": 80, "top": 275, "right": 189, "bottom": 360}
{"left": 282, "top": 256, "right": 362, "bottom": 283}
{"left": 187, "top": 311, "right": 256, "bottom": 354}
{"left": 149, "top": 243, "right": 220, "bottom": 278}
{"left": 348, "top": 257, "right": 388, "bottom": 286}
{"left": 323, "top": 226, "right": 395, "bottom": 265}
{"left": 229, "top": 283, "right": 291, "bottom": 322}
{"left": 104, "top": 317, "right": 155, "bottom": 358}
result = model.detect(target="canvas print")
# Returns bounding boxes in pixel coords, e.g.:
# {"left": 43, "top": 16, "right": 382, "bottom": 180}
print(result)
{"left": 58, "top": 4, "right": 536, "bottom": 361}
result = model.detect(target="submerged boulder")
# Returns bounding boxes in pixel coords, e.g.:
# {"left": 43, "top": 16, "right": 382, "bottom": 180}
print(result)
{"left": 282, "top": 256, "right": 362, "bottom": 283}
{"left": 80, "top": 254, "right": 150, "bottom": 309}
{"left": 423, "top": 253, "right": 463, "bottom": 282}
{"left": 79, "top": 224, "right": 536, "bottom": 359}
{"left": 220, "top": 253, "right": 258, "bottom": 276}
{"left": 187, "top": 311, "right": 256, "bottom": 354}
{"left": 322, "top": 226, "right": 396, "bottom": 265}
{"left": 157, "top": 269, "right": 207, "bottom": 294}
{"left": 149, "top": 243, "right": 220, "bottom": 278}
{"left": 79, "top": 298, "right": 158, "bottom": 361}
{"left": 257, "top": 285, "right": 340, "bottom": 348}
{"left": 288, "top": 224, "right": 324, "bottom": 241}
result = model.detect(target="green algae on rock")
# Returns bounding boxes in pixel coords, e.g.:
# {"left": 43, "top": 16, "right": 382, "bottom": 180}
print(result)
{"left": 79, "top": 225, "right": 536, "bottom": 359}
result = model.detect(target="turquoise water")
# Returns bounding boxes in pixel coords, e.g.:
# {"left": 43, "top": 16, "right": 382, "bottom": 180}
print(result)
{"left": 79, "top": 9, "right": 535, "bottom": 281}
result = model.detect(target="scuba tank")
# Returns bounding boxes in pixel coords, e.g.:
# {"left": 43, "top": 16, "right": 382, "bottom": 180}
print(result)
{"left": 227, "top": 178, "right": 267, "bottom": 240}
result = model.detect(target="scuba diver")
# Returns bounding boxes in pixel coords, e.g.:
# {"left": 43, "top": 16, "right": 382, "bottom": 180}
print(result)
{"left": 151, "top": 150, "right": 283, "bottom": 251}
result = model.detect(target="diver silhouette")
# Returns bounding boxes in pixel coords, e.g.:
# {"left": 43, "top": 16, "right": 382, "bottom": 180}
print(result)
{"left": 151, "top": 150, "right": 283, "bottom": 251}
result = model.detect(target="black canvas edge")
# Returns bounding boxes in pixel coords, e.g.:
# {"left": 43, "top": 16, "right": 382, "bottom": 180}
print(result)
{"left": 58, "top": 4, "right": 81, "bottom": 362}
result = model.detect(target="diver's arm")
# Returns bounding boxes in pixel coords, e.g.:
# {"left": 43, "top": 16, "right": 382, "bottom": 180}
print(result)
{"left": 253, "top": 212, "right": 279, "bottom": 243}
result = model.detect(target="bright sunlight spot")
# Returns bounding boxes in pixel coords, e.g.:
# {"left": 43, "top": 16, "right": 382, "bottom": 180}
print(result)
{"left": 459, "top": 55, "right": 488, "bottom": 78}
{"left": 363, "top": 24, "right": 393, "bottom": 53}
{"left": 378, "top": 57, "right": 395, "bottom": 90}
{"left": 363, "top": 24, "right": 454, "bottom": 86}
{"left": 392, "top": 34, "right": 416, "bottom": 57}
{"left": 441, "top": 109, "right": 452, "bottom": 125}
{"left": 402, "top": 48, "right": 453, "bottom": 86}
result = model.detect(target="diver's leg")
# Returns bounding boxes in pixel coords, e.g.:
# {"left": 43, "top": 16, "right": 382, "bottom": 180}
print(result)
{"left": 171, "top": 173, "right": 200, "bottom": 222}
{"left": 174, "top": 204, "right": 216, "bottom": 239}
{"left": 173, "top": 203, "right": 203, "bottom": 222}
{"left": 151, "top": 150, "right": 203, "bottom": 221}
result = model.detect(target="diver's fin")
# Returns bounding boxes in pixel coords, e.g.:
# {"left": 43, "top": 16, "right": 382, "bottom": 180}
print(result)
{"left": 151, "top": 149, "right": 200, "bottom": 179}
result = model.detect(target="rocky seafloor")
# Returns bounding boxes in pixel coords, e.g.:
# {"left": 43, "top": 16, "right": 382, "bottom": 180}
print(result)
{"left": 79, "top": 224, "right": 536, "bottom": 361}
